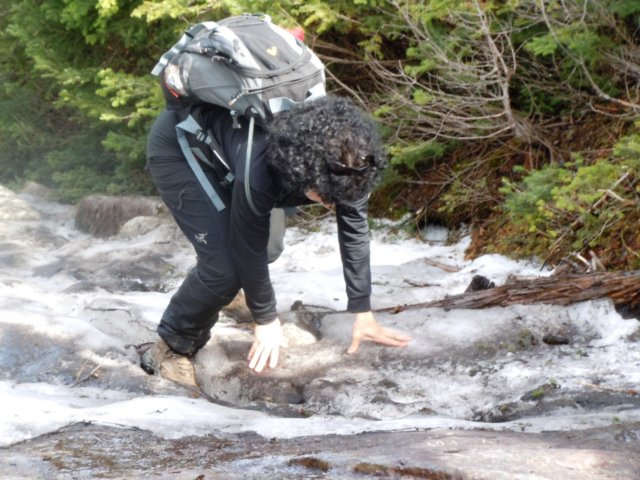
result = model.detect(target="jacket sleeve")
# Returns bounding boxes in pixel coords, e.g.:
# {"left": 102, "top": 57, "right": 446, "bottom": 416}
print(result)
{"left": 336, "top": 194, "right": 372, "bottom": 312}
{"left": 229, "top": 182, "right": 279, "bottom": 325}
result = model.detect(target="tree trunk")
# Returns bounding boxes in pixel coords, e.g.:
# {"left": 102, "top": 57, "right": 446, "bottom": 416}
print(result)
{"left": 377, "top": 271, "right": 640, "bottom": 314}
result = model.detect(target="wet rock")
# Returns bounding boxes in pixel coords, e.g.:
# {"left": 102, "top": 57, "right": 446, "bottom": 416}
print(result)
{"left": 2, "top": 422, "right": 639, "bottom": 479}
{"left": 194, "top": 334, "right": 314, "bottom": 409}
{"left": 477, "top": 382, "right": 640, "bottom": 424}
{"left": 520, "top": 382, "right": 560, "bottom": 402}
{"left": 194, "top": 324, "right": 336, "bottom": 414}
{"left": 84, "top": 298, "right": 156, "bottom": 342}
{"left": 66, "top": 252, "right": 177, "bottom": 293}
{"left": 0, "top": 324, "right": 76, "bottom": 383}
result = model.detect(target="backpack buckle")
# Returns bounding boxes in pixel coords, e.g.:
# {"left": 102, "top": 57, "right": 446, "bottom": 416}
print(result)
{"left": 230, "top": 111, "right": 241, "bottom": 129}
{"left": 195, "top": 130, "right": 208, "bottom": 143}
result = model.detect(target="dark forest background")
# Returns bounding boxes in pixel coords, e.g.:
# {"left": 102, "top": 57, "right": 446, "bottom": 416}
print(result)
{"left": 1, "top": 0, "right": 639, "bottom": 269}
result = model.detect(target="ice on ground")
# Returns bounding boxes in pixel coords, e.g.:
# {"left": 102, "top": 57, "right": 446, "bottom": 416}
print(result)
{"left": 1, "top": 187, "right": 639, "bottom": 449}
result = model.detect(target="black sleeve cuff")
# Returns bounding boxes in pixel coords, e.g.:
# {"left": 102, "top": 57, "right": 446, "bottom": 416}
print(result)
{"left": 253, "top": 311, "right": 279, "bottom": 325}
{"left": 347, "top": 295, "right": 371, "bottom": 313}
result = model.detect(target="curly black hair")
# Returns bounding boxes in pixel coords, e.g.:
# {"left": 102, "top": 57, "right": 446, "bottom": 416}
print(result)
{"left": 266, "top": 95, "right": 388, "bottom": 204}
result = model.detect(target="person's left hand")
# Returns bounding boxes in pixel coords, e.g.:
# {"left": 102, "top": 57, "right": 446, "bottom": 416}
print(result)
{"left": 248, "top": 317, "right": 288, "bottom": 373}
{"left": 347, "top": 311, "right": 412, "bottom": 354}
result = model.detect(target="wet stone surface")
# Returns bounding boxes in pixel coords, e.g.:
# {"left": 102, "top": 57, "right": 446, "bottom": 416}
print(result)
{"left": 1, "top": 422, "right": 639, "bottom": 479}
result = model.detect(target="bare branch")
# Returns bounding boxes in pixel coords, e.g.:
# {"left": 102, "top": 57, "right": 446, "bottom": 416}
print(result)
{"left": 364, "top": 1, "right": 531, "bottom": 144}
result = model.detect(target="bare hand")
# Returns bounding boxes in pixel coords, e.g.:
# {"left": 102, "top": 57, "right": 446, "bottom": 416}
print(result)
{"left": 248, "top": 318, "right": 288, "bottom": 373}
{"left": 347, "top": 311, "right": 411, "bottom": 354}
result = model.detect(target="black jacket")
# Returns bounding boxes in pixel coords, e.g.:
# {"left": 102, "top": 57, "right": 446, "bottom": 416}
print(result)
{"left": 148, "top": 107, "right": 372, "bottom": 324}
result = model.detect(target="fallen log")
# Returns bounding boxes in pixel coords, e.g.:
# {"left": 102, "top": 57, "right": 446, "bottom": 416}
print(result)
{"left": 376, "top": 271, "right": 640, "bottom": 314}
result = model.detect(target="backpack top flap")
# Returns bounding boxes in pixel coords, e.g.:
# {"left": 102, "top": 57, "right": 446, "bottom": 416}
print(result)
{"left": 216, "top": 15, "right": 310, "bottom": 76}
{"left": 154, "top": 14, "right": 325, "bottom": 120}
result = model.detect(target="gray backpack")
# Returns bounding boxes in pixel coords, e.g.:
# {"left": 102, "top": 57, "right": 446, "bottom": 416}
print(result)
{"left": 152, "top": 14, "right": 326, "bottom": 213}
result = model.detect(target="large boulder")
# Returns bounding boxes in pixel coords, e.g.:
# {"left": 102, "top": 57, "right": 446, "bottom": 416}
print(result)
{"left": 75, "top": 195, "right": 168, "bottom": 238}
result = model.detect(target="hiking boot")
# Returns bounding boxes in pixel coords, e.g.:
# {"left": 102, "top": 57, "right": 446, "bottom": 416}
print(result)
{"left": 140, "top": 338, "right": 197, "bottom": 387}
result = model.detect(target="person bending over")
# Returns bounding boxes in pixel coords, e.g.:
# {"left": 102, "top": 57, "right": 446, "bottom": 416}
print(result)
{"left": 142, "top": 93, "right": 411, "bottom": 385}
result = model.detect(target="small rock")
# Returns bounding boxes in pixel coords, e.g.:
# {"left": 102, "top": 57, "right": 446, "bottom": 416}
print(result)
{"left": 615, "top": 303, "right": 640, "bottom": 320}
{"left": 118, "top": 216, "right": 165, "bottom": 239}
{"left": 542, "top": 334, "right": 570, "bottom": 345}
{"left": 282, "top": 322, "right": 318, "bottom": 347}
{"left": 465, "top": 275, "right": 495, "bottom": 292}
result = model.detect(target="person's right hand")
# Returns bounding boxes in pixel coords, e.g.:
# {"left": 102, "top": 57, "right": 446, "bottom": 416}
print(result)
{"left": 247, "top": 318, "right": 288, "bottom": 373}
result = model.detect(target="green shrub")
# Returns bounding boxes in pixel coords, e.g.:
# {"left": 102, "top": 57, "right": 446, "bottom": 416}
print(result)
{"left": 498, "top": 123, "right": 640, "bottom": 267}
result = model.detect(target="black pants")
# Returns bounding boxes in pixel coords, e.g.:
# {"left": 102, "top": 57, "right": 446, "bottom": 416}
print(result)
{"left": 147, "top": 154, "right": 288, "bottom": 355}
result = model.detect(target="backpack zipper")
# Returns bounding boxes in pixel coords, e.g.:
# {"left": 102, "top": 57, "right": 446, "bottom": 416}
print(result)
{"left": 228, "top": 69, "right": 323, "bottom": 107}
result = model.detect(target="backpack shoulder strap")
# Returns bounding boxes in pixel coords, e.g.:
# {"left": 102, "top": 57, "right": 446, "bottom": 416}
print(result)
{"left": 243, "top": 114, "right": 261, "bottom": 216}
{"left": 176, "top": 111, "right": 264, "bottom": 216}
{"left": 176, "top": 115, "right": 230, "bottom": 212}
{"left": 177, "top": 114, "right": 235, "bottom": 185}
